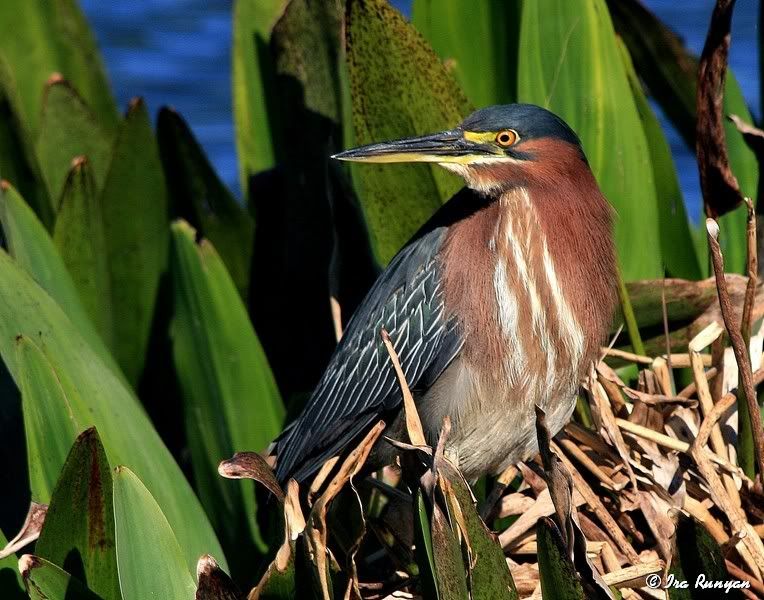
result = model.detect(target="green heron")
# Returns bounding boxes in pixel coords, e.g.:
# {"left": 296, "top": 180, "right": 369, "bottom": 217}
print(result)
{"left": 274, "top": 104, "right": 617, "bottom": 484}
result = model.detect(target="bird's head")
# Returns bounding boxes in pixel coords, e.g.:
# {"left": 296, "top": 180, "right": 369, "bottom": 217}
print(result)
{"left": 333, "top": 104, "right": 588, "bottom": 194}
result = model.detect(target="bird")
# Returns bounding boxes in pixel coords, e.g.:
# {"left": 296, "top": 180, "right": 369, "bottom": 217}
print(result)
{"left": 273, "top": 103, "right": 618, "bottom": 485}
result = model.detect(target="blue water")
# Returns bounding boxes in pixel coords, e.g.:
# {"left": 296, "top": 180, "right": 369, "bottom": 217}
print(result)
{"left": 81, "top": 0, "right": 759, "bottom": 222}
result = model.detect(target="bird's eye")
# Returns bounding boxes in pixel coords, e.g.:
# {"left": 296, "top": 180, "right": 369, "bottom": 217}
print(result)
{"left": 495, "top": 130, "right": 518, "bottom": 147}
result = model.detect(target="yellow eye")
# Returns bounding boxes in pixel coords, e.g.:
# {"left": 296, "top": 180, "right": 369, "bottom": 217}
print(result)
{"left": 495, "top": 129, "right": 518, "bottom": 147}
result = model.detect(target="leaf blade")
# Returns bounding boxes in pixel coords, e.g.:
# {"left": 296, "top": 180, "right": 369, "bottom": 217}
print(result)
{"left": 171, "top": 220, "right": 284, "bottom": 558}
{"left": 35, "top": 78, "right": 112, "bottom": 205}
{"left": 0, "top": 248, "right": 226, "bottom": 574}
{"left": 35, "top": 428, "right": 119, "bottom": 600}
{"left": 157, "top": 108, "right": 253, "bottom": 297}
{"left": 19, "top": 555, "right": 103, "bottom": 600}
{"left": 99, "top": 98, "right": 169, "bottom": 383}
{"left": 517, "top": 0, "right": 662, "bottom": 280}
{"left": 345, "top": 0, "right": 471, "bottom": 264}
{"left": 0, "top": 0, "right": 117, "bottom": 135}
{"left": 0, "top": 182, "right": 114, "bottom": 369}
{"left": 113, "top": 467, "right": 196, "bottom": 600}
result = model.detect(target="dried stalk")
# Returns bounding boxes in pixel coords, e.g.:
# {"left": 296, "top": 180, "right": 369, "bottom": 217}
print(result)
{"left": 616, "top": 417, "right": 745, "bottom": 479}
{"left": 689, "top": 388, "right": 764, "bottom": 578}
{"left": 590, "top": 374, "right": 637, "bottom": 489}
{"left": 381, "top": 328, "right": 426, "bottom": 447}
{"left": 604, "top": 347, "right": 652, "bottom": 365}
{"left": 742, "top": 198, "right": 758, "bottom": 345}
{"left": 707, "top": 219, "right": 764, "bottom": 483}
{"left": 550, "top": 440, "right": 640, "bottom": 563}
{"left": 689, "top": 323, "right": 739, "bottom": 505}
{"left": 600, "top": 560, "right": 665, "bottom": 589}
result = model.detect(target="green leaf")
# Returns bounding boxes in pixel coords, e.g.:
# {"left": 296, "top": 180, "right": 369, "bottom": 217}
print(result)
{"left": 19, "top": 555, "right": 102, "bottom": 600}
{"left": 430, "top": 503, "right": 470, "bottom": 600}
{"left": 0, "top": 182, "right": 115, "bottom": 370}
{"left": 50, "top": 99, "right": 168, "bottom": 383}
{"left": 53, "top": 157, "right": 113, "bottom": 349}
{"left": 345, "top": 0, "right": 472, "bottom": 264}
{"left": 413, "top": 490, "right": 438, "bottom": 600}
{"left": 157, "top": 108, "right": 253, "bottom": 297}
{"left": 616, "top": 39, "right": 701, "bottom": 280}
{"left": 0, "top": 529, "right": 25, "bottom": 600}
{"left": 0, "top": 0, "right": 117, "bottom": 135}
{"left": 667, "top": 515, "right": 742, "bottom": 600}
{"left": 97, "top": 98, "right": 169, "bottom": 384}
{"left": 112, "top": 467, "right": 196, "bottom": 600}
{"left": 35, "top": 78, "right": 113, "bottom": 206}
{"left": 0, "top": 248, "right": 226, "bottom": 573}
{"left": 608, "top": 0, "right": 758, "bottom": 274}
{"left": 438, "top": 464, "right": 517, "bottom": 600}
{"left": 17, "top": 335, "right": 81, "bottom": 502}
{"left": 517, "top": 0, "right": 662, "bottom": 280}
{"left": 231, "top": 0, "right": 287, "bottom": 193}
{"left": 536, "top": 518, "right": 586, "bottom": 600}
{"left": 36, "top": 428, "right": 119, "bottom": 600}
{"left": 171, "top": 220, "right": 284, "bottom": 560}
{"left": 412, "top": 0, "right": 519, "bottom": 107}
{"left": 0, "top": 58, "right": 53, "bottom": 228}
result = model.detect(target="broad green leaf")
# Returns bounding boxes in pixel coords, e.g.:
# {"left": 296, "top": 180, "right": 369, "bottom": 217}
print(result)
{"left": 17, "top": 335, "right": 81, "bottom": 502}
{"left": 0, "top": 529, "right": 25, "bottom": 600}
{"left": 0, "top": 58, "right": 53, "bottom": 228}
{"left": 171, "top": 220, "right": 284, "bottom": 559}
{"left": 667, "top": 515, "right": 741, "bottom": 600}
{"left": 517, "top": 0, "right": 662, "bottom": 280}
{"left": 0, "top": 249, "right": 226, "bottom": 573}
{"left": 50, "top": 100, "right": 167, "bottom": 384}
{"left": 617, "top": 40, "right": 701, "bottom": 280}
{"left": 53, "top": 157, "right": 113, "bottom": 349}
{"left": 608, "top": 0, "right": 758, "bottom": 274}
{"left": 345, "top": 0, "right": 472, "bottom": 264}
{"left": 113, "top": 467, "right": 196, "bottom": 600}
{"left": 430, "top": 504, "right": 469, "bottom": 600}
{"left": 98, "top": 98, "right": 169, "bottom": 384}
{"left": 231, "top": 0, "right": 287, "bottom": 194}
{"left": 157, "top": 108, "right": 253, "bottom": 297}
{"left": 412, "top": 0, "right": 519, "bottom": 107}
{"left": 35, "top": 78, "right": 113, "bottom": 206}
{"left": 0, "top": 182, "right": 115, "bottom": 370}
{"left": 439, "top": 464, "right": 518, "bottom": 599}
{"left": 414, "top": 490, "right": 438, "bottom": 600}
{"left": 0, "top": 0, "right": 117, "bottom": 135}
{"left": 536, "top": 518, "right": 586, "bottom": 600}
{"left": 19, "top": 555, "right": 102, "bottom": 600}
{"left": 36, "top": 428, "right": 119, "bottom": 600}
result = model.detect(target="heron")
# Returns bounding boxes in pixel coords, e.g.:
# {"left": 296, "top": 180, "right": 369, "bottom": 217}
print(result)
{"left": 274, "top": 104, "right": 618, "bottom": 485}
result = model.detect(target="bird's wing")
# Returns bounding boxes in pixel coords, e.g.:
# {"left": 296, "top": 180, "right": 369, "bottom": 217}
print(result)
{"left": 274, "top": 224, "right": 464, "bottom": 483}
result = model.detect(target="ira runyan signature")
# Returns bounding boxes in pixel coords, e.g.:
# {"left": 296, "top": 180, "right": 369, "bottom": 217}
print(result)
{"left": 645, "top": 572, "right": 750, "bottom": 593}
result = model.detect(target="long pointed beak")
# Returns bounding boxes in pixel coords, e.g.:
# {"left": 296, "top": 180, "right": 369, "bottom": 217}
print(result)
{"left": 332, "top": 129, "right": 490, "bottom": 164}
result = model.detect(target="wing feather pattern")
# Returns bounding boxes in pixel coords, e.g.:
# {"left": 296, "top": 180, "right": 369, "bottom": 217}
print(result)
{"left": 274, "top": 225, "right": 463, "bottom": 483}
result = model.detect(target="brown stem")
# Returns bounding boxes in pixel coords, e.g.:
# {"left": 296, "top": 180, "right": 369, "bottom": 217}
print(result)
{"left": 706, "top": 219, "right": 764, "bottom": 483}
{"left": 742, "top": 198, "right": 758, "bottom": 345}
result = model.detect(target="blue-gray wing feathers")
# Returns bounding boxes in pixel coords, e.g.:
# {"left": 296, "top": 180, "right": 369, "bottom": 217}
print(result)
{"left": 274, "top": 225, "right": 463, "bottom": 483}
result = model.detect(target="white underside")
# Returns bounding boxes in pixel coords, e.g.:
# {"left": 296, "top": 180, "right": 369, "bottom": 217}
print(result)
{"left": 418, "top": 356, "right": 577, "bottom": 480}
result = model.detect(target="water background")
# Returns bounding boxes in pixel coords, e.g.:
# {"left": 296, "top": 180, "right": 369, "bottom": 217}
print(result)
{"left": 80, "top": 0, "right": 760, "bottom": 222}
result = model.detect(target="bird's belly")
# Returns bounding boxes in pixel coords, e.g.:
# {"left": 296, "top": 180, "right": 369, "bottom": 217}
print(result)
{"left": 418, "top": 357, "right": 577, "bottom": 480}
